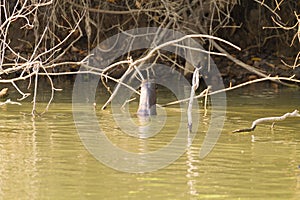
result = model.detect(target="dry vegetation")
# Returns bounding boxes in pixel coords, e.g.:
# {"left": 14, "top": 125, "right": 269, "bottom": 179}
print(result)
{"left": 0, "top": 0, "right": 299, "bottom": 115}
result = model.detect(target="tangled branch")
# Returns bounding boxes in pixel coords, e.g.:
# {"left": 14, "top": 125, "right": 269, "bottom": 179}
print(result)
{"left": 0, "top": 0, "right": 299, "bottom": 117}
{"left": 0, "top": 0, "right": 85, "bottom": 116}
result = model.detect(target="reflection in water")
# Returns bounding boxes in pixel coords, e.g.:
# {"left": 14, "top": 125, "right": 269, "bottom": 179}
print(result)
{"left": 29, "top": 117, "right": 38, "bottom": 199}
{"left": 186, "top": 142, "right": 199, "bottom": 197}
{"left": 297, "top": 172, "right": 300, "bottom": 199}
{"left": 0, "top": 112, "right": 39, "bottom": 199}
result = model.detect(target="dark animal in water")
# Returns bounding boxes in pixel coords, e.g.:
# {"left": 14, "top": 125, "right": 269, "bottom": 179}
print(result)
{"left": 137, "top": 80, "right": 156, "bottom": 116}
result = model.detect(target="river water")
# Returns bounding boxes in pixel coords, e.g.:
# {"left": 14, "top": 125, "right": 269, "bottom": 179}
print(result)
{"left": 0, "top": 82, "right": 299, "bottom": 199}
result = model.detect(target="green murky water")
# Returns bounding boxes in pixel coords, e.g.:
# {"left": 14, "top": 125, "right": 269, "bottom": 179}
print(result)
{"left": 0, "top": 83, "right": 299, "bottom": 199}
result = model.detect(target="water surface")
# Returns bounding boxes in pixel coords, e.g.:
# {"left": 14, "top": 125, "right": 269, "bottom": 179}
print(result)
{"left": 0, "top": 83, "right": 299, "bottom": 199}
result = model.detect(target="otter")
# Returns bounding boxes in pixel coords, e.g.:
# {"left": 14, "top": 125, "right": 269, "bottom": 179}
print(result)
{"left": 137, "top": 80, "right": 157, "bottom": 116}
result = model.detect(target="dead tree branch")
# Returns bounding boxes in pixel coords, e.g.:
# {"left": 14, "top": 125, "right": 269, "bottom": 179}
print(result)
{"left": 233, "top": 110, "right": 300, "bottom": 133}
{"left": 0, "top": 0, "right": 85, "bottom": 116}
{"left": 163, "top": 76, "right": 300, "bottom": 107}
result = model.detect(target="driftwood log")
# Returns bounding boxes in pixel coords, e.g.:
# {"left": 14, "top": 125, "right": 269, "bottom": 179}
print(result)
{"left": 233, "top": 110, "right": 300, "bottom": 133}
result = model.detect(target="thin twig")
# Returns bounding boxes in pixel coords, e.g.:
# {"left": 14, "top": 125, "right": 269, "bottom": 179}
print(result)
{"left": 67, "top": 0, "right": 162, "bottom": 15}
{"left": 31, "top": 63, "right": 39, "bottom": 116}
{"left": 187, "top": 67, "right": 199, "bottom": 131}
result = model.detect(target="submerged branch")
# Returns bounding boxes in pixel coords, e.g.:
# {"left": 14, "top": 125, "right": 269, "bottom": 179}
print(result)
{"left": 232, "top": 110, "right": 300, "bottom": 133}
{"left": 163, "top": 76, "right": 300, "bottom": 107}
{"left": 0, "top": 99, "right": 22, "bottom": 106}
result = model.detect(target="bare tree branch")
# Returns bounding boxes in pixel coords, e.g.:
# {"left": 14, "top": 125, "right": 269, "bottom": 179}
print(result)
{"left": 233, "top": 110, "right": 300, "bottom": 133}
